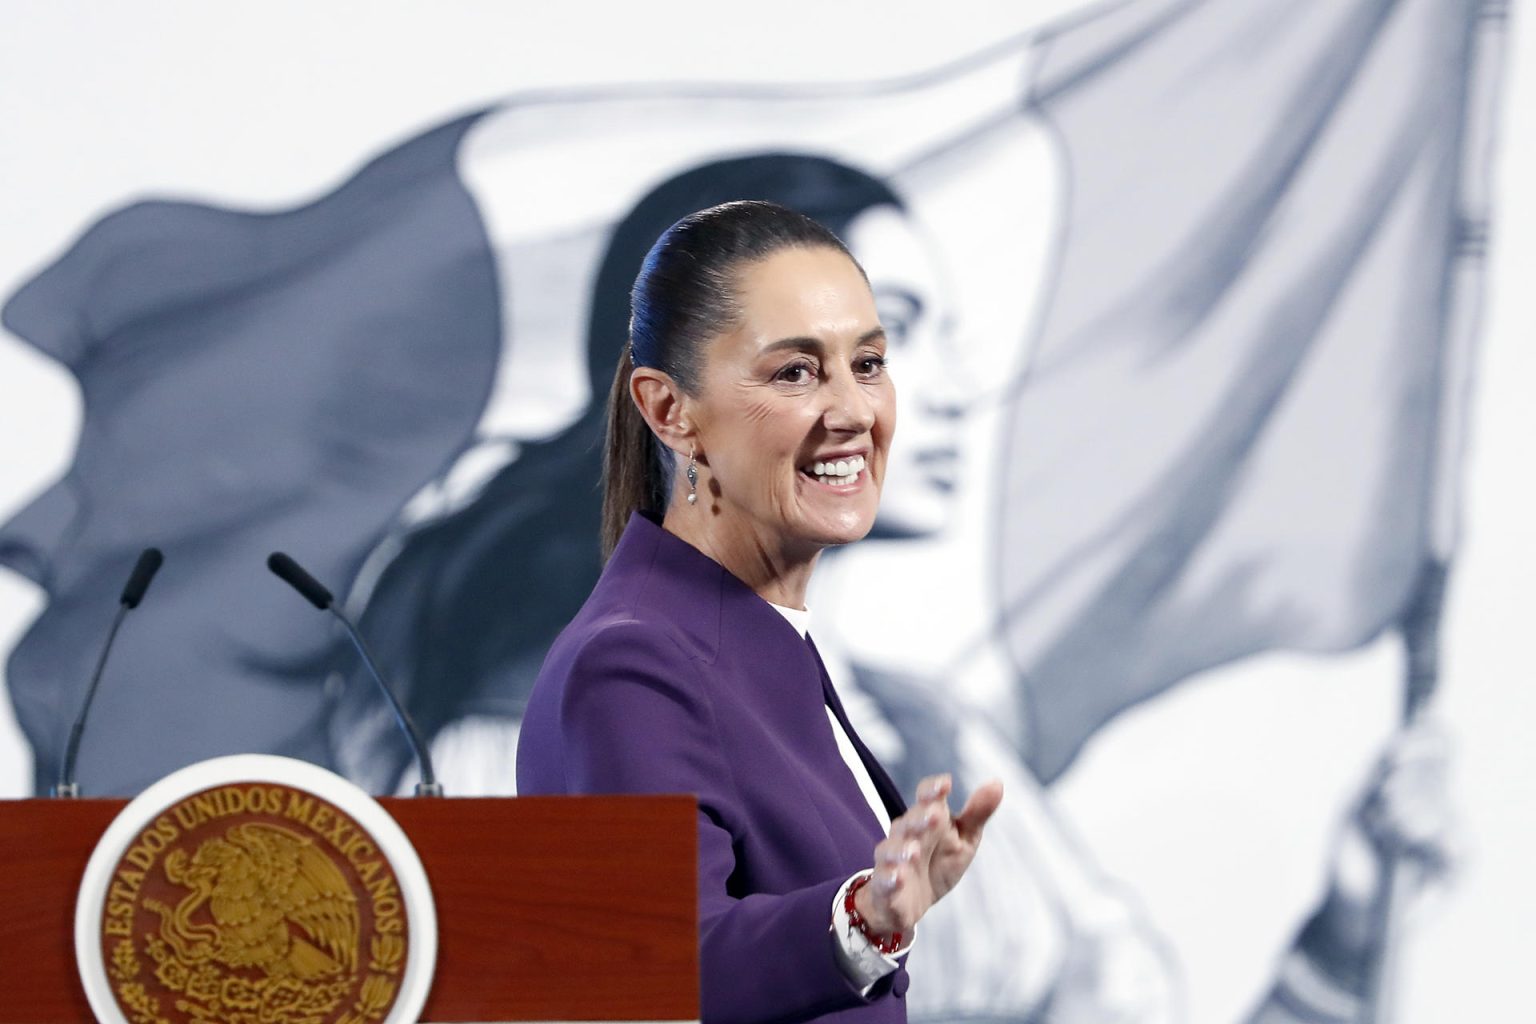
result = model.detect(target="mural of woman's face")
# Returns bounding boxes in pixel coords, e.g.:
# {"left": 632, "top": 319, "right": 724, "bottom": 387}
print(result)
{"left": 846, "top": 204, "right": 962, "bottom": 538}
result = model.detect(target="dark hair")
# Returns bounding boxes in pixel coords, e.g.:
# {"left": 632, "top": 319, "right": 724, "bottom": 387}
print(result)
{"left": 601, "top": 176, "right": 899, "bottom": 554}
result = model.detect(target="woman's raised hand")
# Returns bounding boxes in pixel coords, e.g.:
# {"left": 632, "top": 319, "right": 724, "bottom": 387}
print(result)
{"left": 854, "top": 773, "right": 1005, "bottom": 942}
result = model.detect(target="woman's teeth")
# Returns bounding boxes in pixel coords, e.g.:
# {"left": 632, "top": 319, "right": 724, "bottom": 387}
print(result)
{"left": 808, "top": 454, "right": 867, "bottom": 486}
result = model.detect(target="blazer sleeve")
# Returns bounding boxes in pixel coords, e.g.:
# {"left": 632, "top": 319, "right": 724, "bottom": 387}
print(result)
{"left": 557, "top": 620, "right": 889, "bottom": 1024}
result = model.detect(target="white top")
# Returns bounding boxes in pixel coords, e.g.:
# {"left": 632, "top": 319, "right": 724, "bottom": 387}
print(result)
{"left": 766, "top": 601, "right": 905, "bottom": 991}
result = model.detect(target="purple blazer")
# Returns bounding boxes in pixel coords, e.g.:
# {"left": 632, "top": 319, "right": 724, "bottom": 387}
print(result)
{"left": 517, "top": 512, "right": 910, "bottom": 1024}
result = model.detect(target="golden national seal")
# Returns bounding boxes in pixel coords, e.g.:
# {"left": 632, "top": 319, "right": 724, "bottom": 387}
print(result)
{"left": 98, "top": 782, "right": 408, "bottom": 1024}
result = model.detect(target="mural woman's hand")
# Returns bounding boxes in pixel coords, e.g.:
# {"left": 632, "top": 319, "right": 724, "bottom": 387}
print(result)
{"left": 1333, "top": 720, "right": 1456, "bottom": 908}
{"left": 855, "top": 773, "right": 1004, "bottom": 941}
{"left": 1304, "top": 720, "right": 1456, "bottom": 967}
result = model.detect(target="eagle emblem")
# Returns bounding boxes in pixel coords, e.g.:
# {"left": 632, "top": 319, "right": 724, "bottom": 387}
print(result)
{"left": 146, "top": 822, "right": 361, "bottom": 981}
{"left": 91, "top": 772, "right": 417, "bottom": 1024}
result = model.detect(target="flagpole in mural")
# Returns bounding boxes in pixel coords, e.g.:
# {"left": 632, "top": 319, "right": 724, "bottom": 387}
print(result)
{"left": 1362, "top": 7, "right": 1509, "bottom": 1019}
{"left": 1360, "top": 561, "right": 1449, "bottom": 1024}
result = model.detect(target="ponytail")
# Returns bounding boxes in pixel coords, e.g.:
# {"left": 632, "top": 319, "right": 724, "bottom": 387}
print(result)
{"left": 601, "top": 348, "right": 663, "bottom": 559}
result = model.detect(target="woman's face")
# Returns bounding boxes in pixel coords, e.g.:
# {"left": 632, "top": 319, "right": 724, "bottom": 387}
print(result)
{"left": 845, "top": 204, "right": 961, "bottom": 537}
{"left": 687, "top": 245, "right": 895, "bottom": 560}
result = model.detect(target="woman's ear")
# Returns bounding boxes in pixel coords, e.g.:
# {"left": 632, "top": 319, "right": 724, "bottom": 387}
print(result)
{"left": 630, "top": 367, "right": 695, "bottom": 456}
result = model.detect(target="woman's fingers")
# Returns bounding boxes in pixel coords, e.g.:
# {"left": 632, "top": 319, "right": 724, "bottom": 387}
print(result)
{"left": 874, "top": 834, "right": 922, "bottom": 878}
{"left": 862, "top": 852, "right": 917, "bottom": 931}
{"left": 872, "top": 826, "right": 919, "bottom": 883}
{"left": 953, "top": 779, "right": 1004, "bottom": 841}
{"left": 921, "top": 778, "right": 1004, "bottom": 903}
{"left": 861, "top": 774, "right": 1007, "bottom": 934}
{"left": 907, "top": 773, "right": 954, "bottom": 855}
{"left": 862, "top": 780, "right": 951, "bottom": 931}
{"left": 914, "top": 773, "right": 952, "bottom": 805}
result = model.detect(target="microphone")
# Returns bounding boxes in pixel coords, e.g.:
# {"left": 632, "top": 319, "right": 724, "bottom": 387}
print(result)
{"left": 266, "top": 552, "right": 333, "bottom": 610}
{"left": 55, "top": 547, "right": 164, "bottom": 797}
{"left": 120, "top": 547, "right": 164, "bottom": 609}
{"left": 266, "top": 552, "right": 442, "bottom": 796}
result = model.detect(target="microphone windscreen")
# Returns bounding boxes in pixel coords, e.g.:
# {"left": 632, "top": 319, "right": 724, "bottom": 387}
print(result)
{"left": 120, "top": 548, "right": 164, "bottom": 609}
{"left": 267, "top": 552, "right": 334, "bottom": 610}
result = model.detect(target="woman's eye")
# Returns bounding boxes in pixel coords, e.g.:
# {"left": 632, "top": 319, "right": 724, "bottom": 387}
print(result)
{"left": 855, "top": 355, "right": 888, "bottom": 378}
{"left": 776, "top": 362, "right": 817, "bottom": 384}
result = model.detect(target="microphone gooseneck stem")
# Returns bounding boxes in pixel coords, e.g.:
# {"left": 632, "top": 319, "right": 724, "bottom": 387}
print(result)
{"left": 56, "top": 602, "right": 131, "bottom": 798}
{"left": 329, "top": 607, "right": 442, "bottom": 797}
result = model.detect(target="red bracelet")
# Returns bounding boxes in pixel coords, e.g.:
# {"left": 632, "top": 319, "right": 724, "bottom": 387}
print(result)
{"left": 844, "top": 873, "right": 904, "bottom": 954}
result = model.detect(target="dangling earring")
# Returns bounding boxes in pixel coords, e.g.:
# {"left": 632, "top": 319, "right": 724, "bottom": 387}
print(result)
{"left": 686, "top": 447, "right": 699, "bottom": 505}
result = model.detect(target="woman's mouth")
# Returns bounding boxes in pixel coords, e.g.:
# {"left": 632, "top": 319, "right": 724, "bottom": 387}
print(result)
{"left": 801, "top": 454, "right": 867, "bottom": 488}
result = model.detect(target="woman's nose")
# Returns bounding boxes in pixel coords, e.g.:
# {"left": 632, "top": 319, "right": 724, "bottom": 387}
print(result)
{"left": 822, "top": 370, "right": 878, "bottom": 434}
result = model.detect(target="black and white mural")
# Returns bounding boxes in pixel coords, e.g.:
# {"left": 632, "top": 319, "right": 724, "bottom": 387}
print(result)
{"left": 1, "top": 2, "right": 1529, "bottom": 1021}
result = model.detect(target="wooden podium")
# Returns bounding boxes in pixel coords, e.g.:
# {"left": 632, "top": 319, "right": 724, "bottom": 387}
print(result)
{"left": 0, "top": 795, "right": 699, "bottom": 1023}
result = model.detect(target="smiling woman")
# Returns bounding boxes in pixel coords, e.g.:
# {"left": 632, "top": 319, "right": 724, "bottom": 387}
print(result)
{"left": 329, "top": 153, "right": 963, "bottom": 799}
{"left": 516, "top": 200, "right": 1003, "bottom": 1024}
{"left": 641, "top": 243, "right": 894, "bottom": 588}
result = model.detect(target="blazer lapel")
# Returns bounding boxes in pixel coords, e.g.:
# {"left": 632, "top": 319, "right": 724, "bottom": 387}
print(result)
{"left": 806, "top": 636, "right": 908, "bottom": 822}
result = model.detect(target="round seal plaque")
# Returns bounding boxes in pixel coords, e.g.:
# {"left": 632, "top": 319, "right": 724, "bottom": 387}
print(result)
{"left": 76, "top": 755, "right": 436, "bottom": 1024}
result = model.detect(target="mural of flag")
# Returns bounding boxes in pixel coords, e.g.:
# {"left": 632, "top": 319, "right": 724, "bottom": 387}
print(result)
{"left": 0, "top": 113, "right": 501, "bottom": 795}
{"left": 1000, "top": 0, "right": 1503, "bottom": 781}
